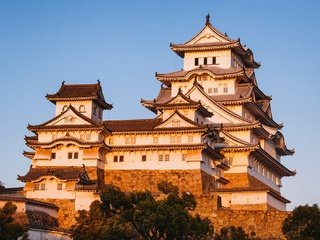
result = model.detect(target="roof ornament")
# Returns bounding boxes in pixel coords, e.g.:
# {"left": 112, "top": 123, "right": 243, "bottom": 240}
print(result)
{"left": 61, "top": 81, "right": 65, "bottom": 86}
{"left": 205, "top": 13, "right": 210, "bottom": 25}
{"left": 97, "top": 79, "right": 100, "bottom": 84}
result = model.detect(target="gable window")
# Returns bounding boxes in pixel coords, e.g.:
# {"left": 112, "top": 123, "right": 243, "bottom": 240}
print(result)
{"left": 57, "top": 183, "right": 63, "bottom": 190}
{"left": 35, "top": 183, "right": 45, "bottom": 191}
{"left": 142, "top": 155, "right": 147, "bottom": 162}
{"left": 74, "top": 152, "right": 78, "bottom": 159}
{"left": 68, "top": 152, "right": 73, "bottom": 159}
{"left": 172, "top": 120, "right": 180, "bottom": 127}
{"left": 195, "top": 58, "right": 199, "bottom": 66}
{"left": 68, "top": 152, "right": 78, "bottom": 159}
{"left": 212, "top": 57, "right": 216, "bottom": 64}
{"left": 79, "top": 105, "right": 85, "bottom": 113}
{"left": 203, "top": 57, "right": 207, "bottom": 65}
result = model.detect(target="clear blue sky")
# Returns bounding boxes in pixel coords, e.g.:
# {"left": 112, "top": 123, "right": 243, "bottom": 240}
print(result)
{"left": 0, "top": 1, "right": 319, "bottom": 210}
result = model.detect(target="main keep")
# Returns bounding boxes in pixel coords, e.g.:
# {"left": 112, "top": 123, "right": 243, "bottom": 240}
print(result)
{"left": 19, "top": 16, "right": 295, "bottom": 228}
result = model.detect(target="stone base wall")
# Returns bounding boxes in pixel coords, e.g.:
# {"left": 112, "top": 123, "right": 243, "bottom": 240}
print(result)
{"left": 36, "top": 199, "right": 77, "bottom": 229}
{"left": 207, "top": 209, "right": 289, "bottom": 239}
{"left": 223, "top": 173, "right": 267, "bottom": 189}
{"left": 104, "top": 169, "right": 215, "bottom": 195}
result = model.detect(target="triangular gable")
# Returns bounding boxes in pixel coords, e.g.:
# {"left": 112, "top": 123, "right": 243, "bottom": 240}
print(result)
{"left": 40, "top": 106, "right": 95, "bottom": 127}
{"left": 164, "top": 90, "right": 198, "bottom": 105}
{"left": 185, "top": 83, "right": 251, "bottom": 125}
{"left": 155, "top": 111, "right": 198, "bottom": 129}
{"left": 220, "top": 131, "right": 253, "bottom": 148}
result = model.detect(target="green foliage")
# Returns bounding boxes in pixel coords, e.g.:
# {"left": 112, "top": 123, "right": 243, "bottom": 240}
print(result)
{"left": 282, "top": 204, "right": 320, "bottom": 240}
{"left": 215, "top": 226, "right": 249, "bottom": 240}
{"left": 0, "top": 201, "right": 29, "bottom": 240}
{"left": 72, "top": 181, "right": 214, "bottom": 240}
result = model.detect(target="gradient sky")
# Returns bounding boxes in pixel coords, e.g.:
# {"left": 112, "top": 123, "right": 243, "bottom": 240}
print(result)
{"left": 0, "top": 1, "right": 319, "bottom": 210}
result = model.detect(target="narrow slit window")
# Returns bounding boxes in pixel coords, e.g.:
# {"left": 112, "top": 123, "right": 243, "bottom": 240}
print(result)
{"left": 204, "top": 57, "right": 207, "bottom": 65}
{"left": 195, "top": 58, "right": 199, "bottom": 66}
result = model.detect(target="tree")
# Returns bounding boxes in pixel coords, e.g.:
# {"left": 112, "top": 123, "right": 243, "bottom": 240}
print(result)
{"left": 0, "top": 201, "right": 29, "bottom": 240}
{"left": 215, "top": 226, "right": 249, "bottom": 240}
{"left": 72, "top": 181, "right": 214, "bottom": 240}
{"left": 282, "top": 204, "right": 320, "bottom": 240}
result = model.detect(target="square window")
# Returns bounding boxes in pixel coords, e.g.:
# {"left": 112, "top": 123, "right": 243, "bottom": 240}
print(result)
{"left": 213, "top": 88, "right": 218, "bottom": 93}
{"left": 113, "top": 156, "right": 118, "bottom": 162}
{"left": 51, "top": 153, "right": 56, "bottom": 159}
{"left": 208, "top": 88, "right": 213, "bottom": 94}
{"left": 119, "top": 156, "right": 124, "bottom": 162}
{"left": 57, "top": 183, "right": 63, "bottom": 190}
{"left": 40, "top": 183, "right": 45, "bottom": 190}
{"left": 165, "top": 154, "right": 170, "bottom": 161}
{"left": 142, "top": 155, "right": 147, "bottom": 162}
{"left": 158, "top": 155, "right": 163, "bottom": 161}
{"left": 74, "top": 152, "right": 78, "bottom": 159}
{"left": 68, "top": 152, "right": 73, "bottom": 159}
{"left": 34, "top": 183, "right": 40, "bottom": 190}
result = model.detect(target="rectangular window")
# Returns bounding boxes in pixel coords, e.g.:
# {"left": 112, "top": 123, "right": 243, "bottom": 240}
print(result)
{"left": 34, "top": 183, "right": 40, "bottom": 190}
{"left": 113, "top": 156, "right": 118, "bottom": 162}
{"left": 119, "top": 156, "right": 124, "bottom": 162}
{"left": 188, "top": 136, "right": 193, "bottom": 142}
{"left": 176, "top": 136, "right": 181, "bottom": 143}
{"left": 170, "top": 136, "right": 175, "bottom": 143}
{"left": 158, "top": 155, "right": 163, "bottom": 161}
{"left": 213, "top": 87, "right": 218, "bottom": 93}
{"left": 212, "top": 57, "right": 216, "bottom": 64}
{"left": 80, "top": 134, "right": 85, "bottom": 141}
{"left": 68, "top": 152, "right": 73, "bottom": 159}
{"left": 74, "top": 152, "right": 78, "bottom": 159}
{"left": 57, "top": 183, "right": 63, "bottom": 190}
{"left": 51, "top": 153, "right": 56, "bottom": 159}
{"left": 208, "top": 88, "right": 213, "bottom": 94}
{"left": 223, "top": 84, "right": 228, "bottom": 93}
{"left": 131, "top": 137, "right": 136, "bottom": 144}
{"left": 182, "top": 154, "right": 186, "bottom": 161}
{"left": 125, "top": 137, "right": 130, "bottom": 144}
{"left": 142, "top": 155, "right": 147, "bottom": 162}
{"left": 153, "top": 137, "right": 158, "bottom": 144}
{"left": 40, "top": 183, "right": 45, "bottom": 190}
{"left": 165, "top": 154, "right": 170, "bottom": 161}
{"left": 203, "top": 57, "right": 207, "bottom": 65}
{"left": 195, "top": 58, "right": 199, "bottom": 66}
{"left": 86, "top": 134, "right": 91, "bottom": 140}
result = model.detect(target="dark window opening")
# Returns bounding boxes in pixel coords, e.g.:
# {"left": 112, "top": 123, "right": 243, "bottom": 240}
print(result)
{"left": 204, "top": 57, "right": 207, "bottom": 65}
{"left": 113, "top": 156, "right": 118, "bottom": 162}
{"left": 212, "top": 57, "right": 216, "bottom": 64}
{"left": 195, "top": 58, "right": 199, "bottom": 66}
{"left": 68, "top": 152, "right": 73, "bottom": 159}
{"left": 119, "top": 156, "right": 124, "bottom": 162}
{"left": 74, "top": 152, "right": 78, "bottom": 159}
{"left": 51, "top": 153, "right": 56, "bottom": 159}
{"left": 142, "top": 155, "right": 147, "bottom": 162}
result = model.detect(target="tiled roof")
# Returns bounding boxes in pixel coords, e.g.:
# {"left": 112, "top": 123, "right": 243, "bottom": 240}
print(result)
{"left": 18, "top": 167, "right": 91, "bottom": 182}
{"left": 46, "top": 82, "right": 112, "bottom": 109}
{"left": 104, "top": 118, "right": 162, "bottom": 132}
{"left": 156, "top": 66, "right": 243, "bottom": 80}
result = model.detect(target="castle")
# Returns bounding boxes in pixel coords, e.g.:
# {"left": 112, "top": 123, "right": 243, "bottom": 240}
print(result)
{"left": 1, "top": 15, "right": 295, "bottom": 238}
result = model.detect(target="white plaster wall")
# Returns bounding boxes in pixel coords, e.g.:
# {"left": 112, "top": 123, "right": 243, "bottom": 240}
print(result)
{"left": 230, "top": 191, "right": 267, "bottom": 205}
{"left": 224, "top": 152, "right": 249, "bottom": 173}
{"left": 75, "top": 191, "right": 99, "bottom": 211}
{"left": 27, "top": 228, "right": 71, "bottom": 240}
{"left": 184, "top": 50, "right": 231, "bottom": 70}
{"left": 267, "top": 193, "right": 286, "bottom": 211}
{"left": 105, "top": 150, "right": 202, "bottom": 170}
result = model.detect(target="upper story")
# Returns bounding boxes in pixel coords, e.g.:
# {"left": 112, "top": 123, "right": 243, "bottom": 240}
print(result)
{"left": 46, "top": 81, "right": 112, "bottom": 124}
{"left": 170, "top": 14, "right": 260, "bottom": 71}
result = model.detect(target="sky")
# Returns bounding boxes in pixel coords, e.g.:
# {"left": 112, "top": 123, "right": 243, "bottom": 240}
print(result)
{"left": 0, "top": 1, "right": 319, "bottom": 210}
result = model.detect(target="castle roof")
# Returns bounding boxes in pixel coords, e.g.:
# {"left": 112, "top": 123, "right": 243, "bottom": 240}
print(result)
{"left": 46, "top": 81, "right": 112, "bottom": 110}
{"left": 169, "top": 15, "right": 260, "bottom": 68}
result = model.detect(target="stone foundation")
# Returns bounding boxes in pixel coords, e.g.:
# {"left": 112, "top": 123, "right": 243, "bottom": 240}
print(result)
{"left": 36, "top": 199, "right": 77, "bottom": 229}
